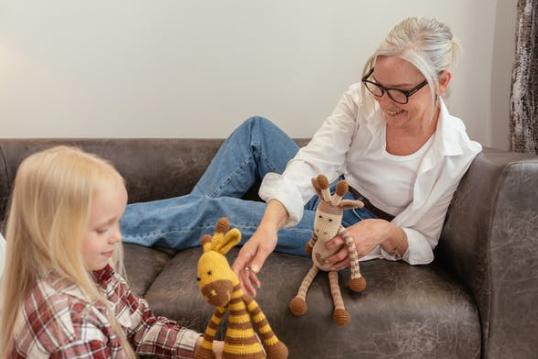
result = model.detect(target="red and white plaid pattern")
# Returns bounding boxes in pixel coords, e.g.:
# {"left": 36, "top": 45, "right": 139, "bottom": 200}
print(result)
{"left": 8, "top": 265, "right": 200, "bottom": 358}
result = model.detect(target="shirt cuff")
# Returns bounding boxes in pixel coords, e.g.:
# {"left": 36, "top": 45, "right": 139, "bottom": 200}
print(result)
{"left": 174, "top": 328, "right": 201, "bottom": 358}
{"left": 399, "top": 227, "right": 434, "bottom": 265}
{"left": 259, "top": 172, "right": 305, "bottom": 228}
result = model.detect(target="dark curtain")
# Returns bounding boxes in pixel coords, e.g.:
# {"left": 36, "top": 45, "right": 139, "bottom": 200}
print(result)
{"left": 510, "top": 0, "right": 538, "bottom": 154}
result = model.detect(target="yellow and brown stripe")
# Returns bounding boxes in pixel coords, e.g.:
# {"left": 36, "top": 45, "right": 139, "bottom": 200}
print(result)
{"left": 328, "top": 271, "right": 345, "bottom": 310}
{"left": 340, "top": 228, "right": 361, "bottom": 279}
{"left": 308, "top": 232, "right": 318, "bottom": 248}
{"left": 296, "top": 265, "right": 318, "bottom": 300}
{"left": 223, "top": 285, "right": 264, "bottom": 358}
{"left": 200, "top": 306, "right": 226, "bottom": 350}
{"left": 243, "top": 296, "right": 280, "bottom": 347}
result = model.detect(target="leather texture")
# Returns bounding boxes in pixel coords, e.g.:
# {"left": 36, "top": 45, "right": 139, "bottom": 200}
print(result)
{"left": 439, "top": 148, "right": 538, "bottom": 359}
{"left": 0, "top": 139, "right": 536, "bottom": 358}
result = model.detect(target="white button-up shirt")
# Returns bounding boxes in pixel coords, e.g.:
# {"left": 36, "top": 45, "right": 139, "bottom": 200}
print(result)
{"left": 260, "top": 83, "right": 482, "bottom": 265}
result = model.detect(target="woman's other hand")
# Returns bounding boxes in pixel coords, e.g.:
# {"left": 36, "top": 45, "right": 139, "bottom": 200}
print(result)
{"left": 324, "top": 219, "right": 407, "bottom": 270}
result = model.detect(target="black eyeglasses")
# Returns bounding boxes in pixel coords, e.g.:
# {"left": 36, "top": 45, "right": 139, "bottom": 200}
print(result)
{"left": 361, "top": 67, "right": 428, "bottom": 104}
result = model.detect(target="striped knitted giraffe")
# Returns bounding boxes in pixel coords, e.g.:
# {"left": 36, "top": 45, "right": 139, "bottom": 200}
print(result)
{"left": 288, "top": 175, "right": 366, "bottom": 325}
{"left": 195, "top": 218, "right": 288, "bottom": 359}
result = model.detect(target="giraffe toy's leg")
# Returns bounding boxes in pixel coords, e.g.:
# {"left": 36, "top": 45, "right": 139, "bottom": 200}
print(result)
{"left": 339, "top": 228, "right": 366, "bottom": 292}
{"left": 328, "top": 271, "right": 350, "bottom": 325}
{"left": 289, "top": 264, "right": 319, "bottom": 316}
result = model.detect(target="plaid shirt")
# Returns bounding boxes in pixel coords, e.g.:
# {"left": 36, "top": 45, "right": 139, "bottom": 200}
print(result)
{"left": 9, "top": 265, "right": 200, "bottom": 358}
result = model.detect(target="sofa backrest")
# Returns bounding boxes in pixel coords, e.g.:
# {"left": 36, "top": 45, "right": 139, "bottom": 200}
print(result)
{"left": 0, "top": 138, "right": 310, "bottom": 222}
{"left": 0, "top": 139, "right": 227, "bottom": 220}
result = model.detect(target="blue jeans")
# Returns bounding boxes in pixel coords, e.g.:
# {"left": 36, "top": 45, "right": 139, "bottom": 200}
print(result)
{"left": 121, "top": 117, "right": 376, "bottom": 256}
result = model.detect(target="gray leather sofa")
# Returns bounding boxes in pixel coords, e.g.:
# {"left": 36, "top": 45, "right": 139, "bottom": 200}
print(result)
{"left": 1, "top": 139, "right": 537, "bottom": 359}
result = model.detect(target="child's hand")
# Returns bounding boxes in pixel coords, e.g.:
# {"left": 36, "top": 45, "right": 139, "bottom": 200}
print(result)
{"left": 212, "top": 340, "right": 224, "bottom": 359}
{"left": 194, "top": 338, "right": 224, "bottom": 359}
{"left": 194, "top": 337, "right": 215, "bottom": 359}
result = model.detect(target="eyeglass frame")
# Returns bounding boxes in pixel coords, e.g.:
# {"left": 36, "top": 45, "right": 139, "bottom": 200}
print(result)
{"left": 361, "top": 67, "right": 428, "bottom": 104}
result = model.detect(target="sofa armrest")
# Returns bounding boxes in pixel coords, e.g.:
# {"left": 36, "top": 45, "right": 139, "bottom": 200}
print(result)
{"left": 439, "top": 148, "right": 538, "bottom": 359}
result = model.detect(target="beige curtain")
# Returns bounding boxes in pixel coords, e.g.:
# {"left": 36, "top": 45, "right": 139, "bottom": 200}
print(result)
{"left": 510, "top": 0, "right": 538, "bottom": 154}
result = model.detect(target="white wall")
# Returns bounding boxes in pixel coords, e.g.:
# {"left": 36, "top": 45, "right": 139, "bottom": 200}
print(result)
{"left": 0, "top": 0, "right": 517, "bottom": 149}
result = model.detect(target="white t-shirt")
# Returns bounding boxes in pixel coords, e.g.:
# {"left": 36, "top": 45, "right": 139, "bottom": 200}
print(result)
{"left": 352, "top": 128, "right": 434, "bottom": 215}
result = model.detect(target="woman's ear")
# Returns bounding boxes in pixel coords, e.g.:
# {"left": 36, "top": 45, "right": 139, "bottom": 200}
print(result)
{"left": 437, "top": 70, "right": 452, "bottom": 96}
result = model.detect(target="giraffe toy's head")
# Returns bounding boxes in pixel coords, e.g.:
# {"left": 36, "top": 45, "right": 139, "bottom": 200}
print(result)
{"left": 197, "top": 217, "right": 241, "bottom": 307}
{"left": 312, "top": 175, "right": 364, "bottom": 241}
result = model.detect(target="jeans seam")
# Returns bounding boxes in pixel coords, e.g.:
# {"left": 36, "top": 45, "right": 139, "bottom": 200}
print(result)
{"left": 208, "top": 158, "right": 251, "bottom": 198}
{"left": 125, "top": 224, "right": 217, "bottom": 238}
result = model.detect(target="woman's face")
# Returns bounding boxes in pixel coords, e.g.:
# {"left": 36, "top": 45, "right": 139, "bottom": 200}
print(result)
{"left": 371, "top": 56, "right": 444, "bottom": 128}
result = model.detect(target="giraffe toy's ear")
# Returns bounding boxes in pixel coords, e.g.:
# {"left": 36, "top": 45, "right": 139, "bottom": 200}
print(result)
{"left": 339, "top": 199, "right": 364, "bottom": 210}
{"left": 218, "top": 228, "right": 242, "bottom": 255}
{"left": 210, "top": 217, "right": 242, "bottom": 255}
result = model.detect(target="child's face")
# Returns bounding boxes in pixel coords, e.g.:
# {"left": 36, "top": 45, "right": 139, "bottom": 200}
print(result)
{"left": 82, "top": 181, "right": 128, "bottom": 271}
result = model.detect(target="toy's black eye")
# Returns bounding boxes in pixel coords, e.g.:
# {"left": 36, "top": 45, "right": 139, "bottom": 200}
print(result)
{"left": 196, "top": 277, "right": 200, "bottom": 281}
{"left": 328, "top": 218, "right": 333, "bottom": 222}
{"left": 207, "top": 271, "right": 212, "bottom": 276}
{"left": 318, "top": 215, "right": 322, "bottom": 218}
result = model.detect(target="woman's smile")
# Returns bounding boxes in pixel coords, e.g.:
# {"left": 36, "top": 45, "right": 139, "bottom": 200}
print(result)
{"left": 385, "top": 108, "right": 405, "bottom": 117}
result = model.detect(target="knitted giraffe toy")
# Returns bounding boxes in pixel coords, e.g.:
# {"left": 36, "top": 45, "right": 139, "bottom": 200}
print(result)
{"left": 288, "top": 175, "right": 366, "bottom": 325}
{"left": 195, "top": 218, "right": 289, "bottom": 359}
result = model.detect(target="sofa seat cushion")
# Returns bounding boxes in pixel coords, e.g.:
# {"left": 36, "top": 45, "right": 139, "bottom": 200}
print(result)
{"left": 123, "top": 244, "right": 175, "bottom": 297}
{"left": 124, "top": 244, "right": 480, "bottom": 358}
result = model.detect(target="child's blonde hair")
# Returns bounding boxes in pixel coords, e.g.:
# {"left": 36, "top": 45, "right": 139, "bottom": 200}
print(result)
{"left": 0, "top": 146, "right": 134, "bottom": 358}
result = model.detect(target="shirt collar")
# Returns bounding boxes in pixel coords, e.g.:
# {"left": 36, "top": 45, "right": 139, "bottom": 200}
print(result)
{"left": 43, "top": 265, "right": 115, "bottom": 303}
{"left": 434, "top": 98, "right": 469, "bottom": 156}
{"left": 367, "top": 97, "right": 469, "bottom": 158}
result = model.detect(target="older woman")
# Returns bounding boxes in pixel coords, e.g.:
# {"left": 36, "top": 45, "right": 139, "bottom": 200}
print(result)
{"left": 121, "top": 17, "right": 481, "bottom": 297}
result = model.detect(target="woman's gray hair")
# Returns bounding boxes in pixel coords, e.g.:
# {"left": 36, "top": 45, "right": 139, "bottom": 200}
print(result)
{"left": 361, "top": 17, "right": 460, "bottom": 110}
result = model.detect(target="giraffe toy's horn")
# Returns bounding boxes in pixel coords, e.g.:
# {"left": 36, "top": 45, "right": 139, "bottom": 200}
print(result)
{"left": 316, "top": 175, "right": 331, "bottom": 202}
{"left": 332, "top": 181, "right": 349, "bottom": 206}
{"left": 215, "top": 217, "right": 230, "bottom": 233}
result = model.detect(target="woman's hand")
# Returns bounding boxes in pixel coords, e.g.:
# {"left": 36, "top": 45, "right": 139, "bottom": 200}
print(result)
{"left": 232, "top": 200, "right": 288, "bottom": 297}
{"left": 232, "top": 224, "right": 277, "bottom": 297}
{"left": 324, "top": 219, "right": 407, "bottom": 270}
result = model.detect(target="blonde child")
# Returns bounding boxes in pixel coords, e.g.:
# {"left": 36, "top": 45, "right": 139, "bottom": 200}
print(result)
{"left": 0, "top": 146, "right": 222, "bottom": 358}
